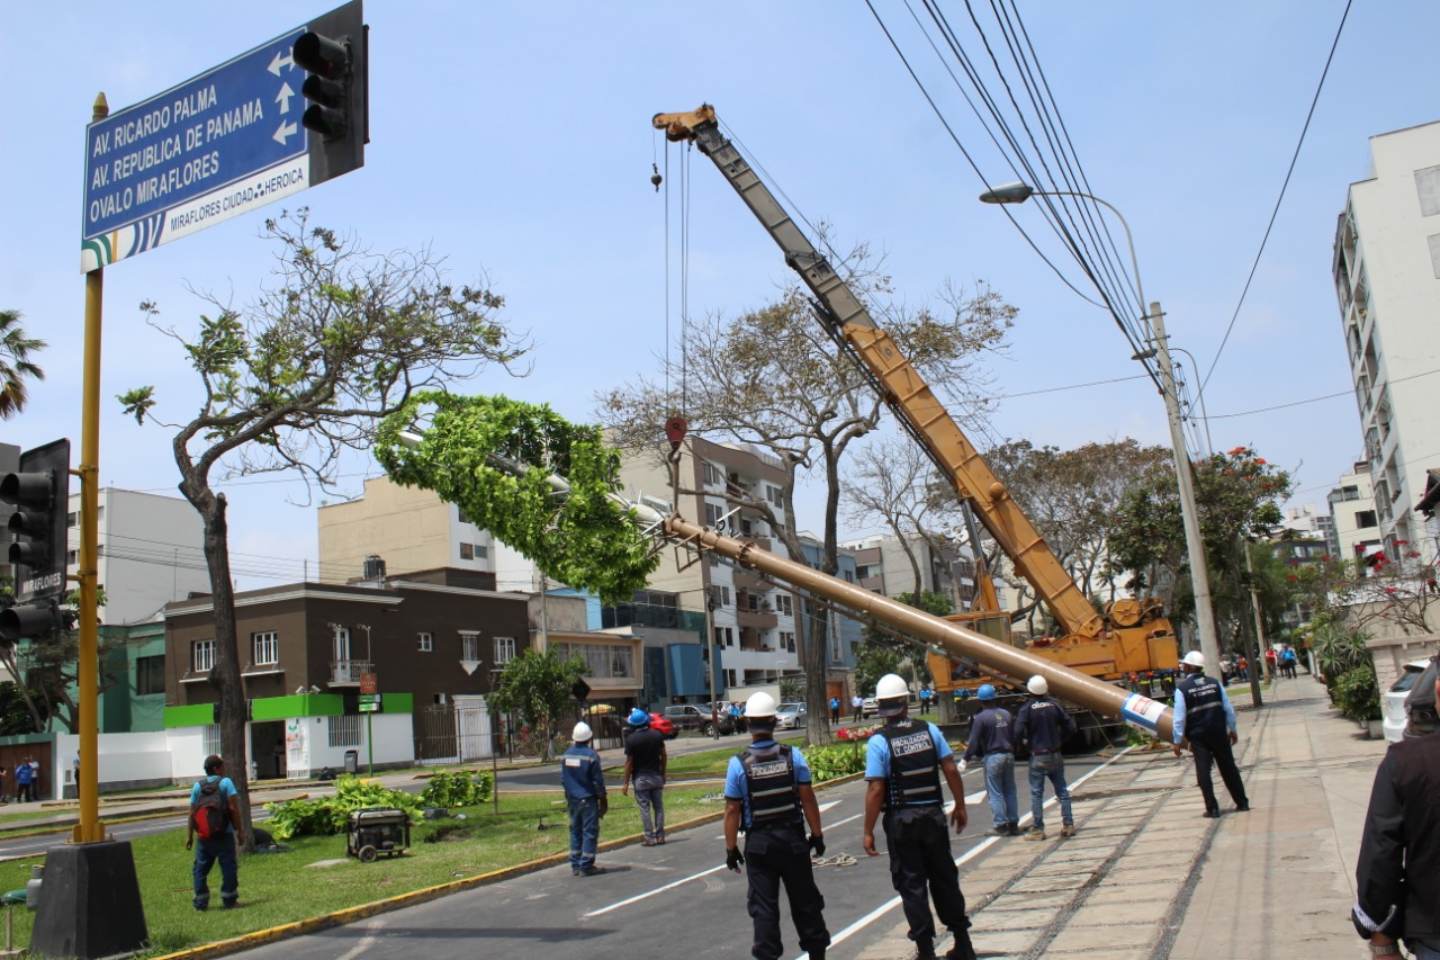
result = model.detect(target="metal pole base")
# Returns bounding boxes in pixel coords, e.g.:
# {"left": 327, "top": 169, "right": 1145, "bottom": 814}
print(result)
{"left": 30, "top": 841, "right": 147, "bottom": 959}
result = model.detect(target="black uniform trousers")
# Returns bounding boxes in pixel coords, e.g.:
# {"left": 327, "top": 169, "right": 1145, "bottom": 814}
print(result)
{"left": 744, "top": 823, "right": 829, "bottom": 960}
{"left": 1189, "top": 730, "right": 1247, "bottom": 813}
{"left": 883, "top": 806, "right": 970, "bottom": 944}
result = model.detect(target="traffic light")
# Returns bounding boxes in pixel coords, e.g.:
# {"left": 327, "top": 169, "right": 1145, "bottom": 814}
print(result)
{"left": 0, "top": 438, "right": 70, "bottom": 643}
{"left": 293, "top": 0, "right": 367, "bottom": 186}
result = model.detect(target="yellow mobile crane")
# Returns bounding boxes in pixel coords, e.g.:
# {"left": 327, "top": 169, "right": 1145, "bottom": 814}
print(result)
{"left": 653, "top": 105, "right": 1178, "bottom": 701}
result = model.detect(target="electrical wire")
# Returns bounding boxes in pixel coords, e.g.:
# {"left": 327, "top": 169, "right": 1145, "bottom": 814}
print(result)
{"left": 1194, "top": 0, "right": 1355, "bottom": 407}
{"left": 993, "top": 372, "right": 1147, "bottom": 399}
{"left": 1198, "top": 366, "right": 1440, "bottom": 421}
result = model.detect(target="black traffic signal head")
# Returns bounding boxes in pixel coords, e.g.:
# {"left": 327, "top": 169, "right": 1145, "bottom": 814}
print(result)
{"left": 0, "top": 599, "right": 60, "bottom": 644}
{"left": 293, "top": 1, "right": 367, "bottom": 185}
{"left": 0, "top": 438, "right": 70, "bottom": 605}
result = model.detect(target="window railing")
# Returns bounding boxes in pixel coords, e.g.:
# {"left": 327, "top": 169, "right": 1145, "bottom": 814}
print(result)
{"left": 330, "top": 659, "right": 372, "bottom": 685}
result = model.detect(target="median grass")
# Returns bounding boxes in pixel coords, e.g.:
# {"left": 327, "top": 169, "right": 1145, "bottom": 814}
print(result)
{"left": 606, "top": 732, "right": 807, "bottom": 779}
{"left": 0, "top": 785, "right": 721, "bottom": 956}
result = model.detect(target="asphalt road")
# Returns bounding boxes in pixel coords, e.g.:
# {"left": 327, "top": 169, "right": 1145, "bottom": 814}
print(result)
{"left": 232, "top": 753, "right": 1112, "bottom": 960}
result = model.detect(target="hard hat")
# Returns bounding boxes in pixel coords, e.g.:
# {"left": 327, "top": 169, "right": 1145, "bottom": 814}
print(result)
{"left": 876, "top": 673, "right": 909, "bottom": 700}
{"left": 1182, "top": 651, "right": 1206, "bottom": 669}
{"left": 628, "top": 707, "right": 651, "bottom": 727}
{"left": 1026, "top": 675, "right": 1049, "bottom": 696}
{"left": 976, "top": 683, "right": 998, "bottom": 701}
{"left": 572, "top": 721, "right": 593, "bottom": 742}
{"left": 745, "top": 691, "right": 778, "bottom": 719}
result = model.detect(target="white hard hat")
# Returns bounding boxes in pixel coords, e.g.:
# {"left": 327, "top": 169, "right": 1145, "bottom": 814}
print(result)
{"left": 572, "top": 721, "right": 593, "bottom": 742}
{"left": 1026, "top": 675, "right": 1049, "bottom": 696}
{"left": 745, "top": 691, "right": 778, "bottom": 718}
{"left": 1182, "top": 650, "right": 1206, "bottom": 669}
{"left": 876, "top": 673, "right": 908, "bottom": 701}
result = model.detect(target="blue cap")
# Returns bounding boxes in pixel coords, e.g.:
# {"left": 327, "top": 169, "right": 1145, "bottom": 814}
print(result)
{"left": 976, "top": 684, "right": 997, "bottom": 701}
{"left": 628, "top": 708, "right": 651, "bottom": 727}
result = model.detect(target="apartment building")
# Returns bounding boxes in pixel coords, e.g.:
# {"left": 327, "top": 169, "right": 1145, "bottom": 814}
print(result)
{"left": 64, "top": 487, "right": 211, "bottom": 625}
{"left": 617, "top": 437, "right": 802, "bottom": 688}
{"left": 798, "top": 534, "right": 863, "bottom": 700}
{"left": 840, "top": 532, "right": 974, "bottom": 608}
{"left": 1332, "top": 120, "right": 1440, "bottom": 560}
{"left": 1326, "top": 461, "right": 1383, "bottom": 563}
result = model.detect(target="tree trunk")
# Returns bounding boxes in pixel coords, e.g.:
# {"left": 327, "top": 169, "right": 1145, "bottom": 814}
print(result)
{"left": 197, "top": 492, "right": 256, "bottom": 851}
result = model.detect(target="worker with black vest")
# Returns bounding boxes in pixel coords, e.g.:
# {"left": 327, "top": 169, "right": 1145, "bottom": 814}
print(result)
{"left": 863, "top": 673, "right": 978, "bottom": 960}
{"left": 1014, "top": 674, "right": 1077, "bottom": 840}
{"left": 560, "top": 721, "right": 607, "bottom": 877}
{"left": 724, "top": 691, "right": 830, "bottom": 960}
{"left": 1172, "top": 650, "right": 1249, "bottom": 817}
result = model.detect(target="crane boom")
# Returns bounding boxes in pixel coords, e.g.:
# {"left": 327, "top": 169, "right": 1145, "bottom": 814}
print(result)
{"left": 654, "top": 104, "right": 1104, "bottom": 640}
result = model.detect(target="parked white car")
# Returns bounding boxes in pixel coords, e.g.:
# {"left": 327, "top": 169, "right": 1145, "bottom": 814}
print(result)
{"left": 775, "top": 702, "right": 806, "bottom": 729}
{"left": 1382, "top": 658, "right": 1431, "bottom": 743}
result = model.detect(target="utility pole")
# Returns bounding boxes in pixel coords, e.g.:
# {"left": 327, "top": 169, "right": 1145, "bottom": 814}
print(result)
{"left": 1242, "top": 540, "right": 1267, "bottom": 708}
{"left": 1149, "top": 301, "right": 1221, "bottom": 676}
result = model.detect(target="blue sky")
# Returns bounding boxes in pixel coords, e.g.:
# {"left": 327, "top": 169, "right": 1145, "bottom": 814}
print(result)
{"left": 2, "top": 1, "right": 1436, "bottom": 587}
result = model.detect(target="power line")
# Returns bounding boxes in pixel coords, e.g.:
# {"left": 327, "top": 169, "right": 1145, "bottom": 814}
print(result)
{"left": 995, "top": 373, "right": 1147, "bottom": 399}
{"left": 1199, "top": 366, "right": 1440, "bottom": 421}
{"left": 1194, "top": 0, "right": 1355, "bottom": 406}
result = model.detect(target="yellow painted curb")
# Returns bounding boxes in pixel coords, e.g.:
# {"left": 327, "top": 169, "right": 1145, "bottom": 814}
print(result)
{"left": 147, "top": 770, "right": 861, "bottom": 960}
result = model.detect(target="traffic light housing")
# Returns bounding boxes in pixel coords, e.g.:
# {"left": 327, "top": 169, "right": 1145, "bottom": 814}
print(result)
{"left": 293, "top": 0, "right": 367, "bottom": 186}
{"left": 0, "top": 438, "right": 70, "bottom": 643}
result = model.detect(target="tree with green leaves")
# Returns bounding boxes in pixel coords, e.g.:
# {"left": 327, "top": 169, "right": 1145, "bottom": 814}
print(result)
{"left": 0, "top": 309, "right": 45, "bottom": 419}
{"left": 858, "top": 590, "right": 953, "bottom": 689}
{"left": 487, "top": 648, "right": 587, "bottom": 760}
{"left": 116, "top": 210, "right": 526, "bottom": 846}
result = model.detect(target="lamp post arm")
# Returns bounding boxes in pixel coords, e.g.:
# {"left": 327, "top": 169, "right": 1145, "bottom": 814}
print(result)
{"left": 1032, "top": 189, "right": 1146, "bottom": 318}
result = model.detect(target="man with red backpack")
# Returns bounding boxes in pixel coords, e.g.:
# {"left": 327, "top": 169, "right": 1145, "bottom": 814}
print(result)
{"left": 186, "top": 754, "right": 244, "bottom": 911}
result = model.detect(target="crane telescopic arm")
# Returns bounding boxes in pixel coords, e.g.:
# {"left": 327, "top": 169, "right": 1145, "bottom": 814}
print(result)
{"left": 653, "top": 104, "right": 1104, "bottom": 640}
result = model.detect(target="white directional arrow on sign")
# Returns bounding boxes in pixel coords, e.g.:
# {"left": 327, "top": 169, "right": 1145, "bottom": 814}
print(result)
{"left": 273, "top": 120, "right": 298, "bottom": 145}
{"left": 267, "top": 49, "right": 295, "bottom": 76}
{"left": 274, "top": 82, "right": 295, "bottom": 115}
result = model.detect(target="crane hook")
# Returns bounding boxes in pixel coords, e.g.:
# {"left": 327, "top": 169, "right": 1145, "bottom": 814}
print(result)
{"left": 651, "top": 162, "right": 663, "bottom": 192}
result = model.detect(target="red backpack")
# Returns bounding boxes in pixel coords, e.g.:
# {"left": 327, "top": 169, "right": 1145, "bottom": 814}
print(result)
{"left": 191, "top": 779, "right": 229, "bottom": 840}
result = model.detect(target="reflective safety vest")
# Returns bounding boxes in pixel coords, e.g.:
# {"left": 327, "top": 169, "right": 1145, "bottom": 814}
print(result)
{"left": 880, "top": 719, "right": 943, "bottom": 811}
{"left": 740, "top": 743, "right": 803, "bottom": 830}
{"left": 1178, "top": 673, "right": 1226, "bottom": 739}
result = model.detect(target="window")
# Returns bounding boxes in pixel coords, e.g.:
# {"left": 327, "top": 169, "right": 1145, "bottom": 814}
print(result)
{"left": 765, "top": 484, "right": 783, "bottom": 507}
{"left": 203, "top": 724, "right": 222, "bottom": 757}
{"left": 434, "top": 692, "right": 448, "bottom": 705}
{"left": 418, "top": 631, "right": 433, "bottom": 653}
{"left": 493, "top": 636, "right": 516, "bottom": 665}
{"left": 459, "top": 630, "right": 481, "bottom": 662}
{"left": 1416, "top": 164, "right": 1440, "bottom": 217}
{"left": 135, "top": 655, "right": 165, "bottom": 695}
{"left": 66, "top": 511, "right": 77, "bottom": 528}
{"left": 724, "top": 669, "right": 737, "bottom": 688}
{"left": 610, "top": 645, "right": 634, "bottom": 678}
{"left": 191, "top": 640, "right": 215, "bottom": 673}
{"left": 702, "top": 461, "right": 723, "bottom": 486}
{"left": 1428, "top": 234, "right": 1440, "bottom": 280}
{"left": 704, "top": 501, "right": 724, "bottom": 527}
{"left": 328, "top": 715, "right": 362, "bottom": 747}
{"left": 66, "top": 550, "right": 77, "bottom": 565}
{"left": 1355, "top": 510, "right": 1377, "bottom": 529}
{"left": 458, "top": 508, "right": 473, "bottom": 525}
{"left": 473, "top": 543, "right": 488, "bottom": 559}
{"left": 459, "top": 542, "right": 474, "bottom": 560}
{"left": 713, "top": 626, "right": 735, "bottom": 648}
{"left": 709, "top": 585, "right": 731, "bottom": 609}
{"left": 251, "top": 631, "right": 278, "bottom": 666}
{"left": 777, "top": 594, "right": 793, "bottom": 616}
{"left": 780, "top": 631, "right": 796, "bottom": 653}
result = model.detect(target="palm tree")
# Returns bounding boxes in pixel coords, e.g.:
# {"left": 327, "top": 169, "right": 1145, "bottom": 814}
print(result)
{"left": 0, "top": 310, "right": 45, "bottom": 419}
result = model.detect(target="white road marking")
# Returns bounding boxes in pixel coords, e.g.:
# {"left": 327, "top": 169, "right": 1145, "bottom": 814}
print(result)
{"left": 582, "top": 863, "right": 730, "bottom": 917}
{"left": 788, "top": 749, "right": 1134, "bottom": 960}
{"left": 334, "top": 917, "right": 386, "bottom": 960}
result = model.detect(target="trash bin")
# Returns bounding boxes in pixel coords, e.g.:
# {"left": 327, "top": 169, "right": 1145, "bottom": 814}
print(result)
{"left": 344, "top": 750, "right": 359, "bottom": 774}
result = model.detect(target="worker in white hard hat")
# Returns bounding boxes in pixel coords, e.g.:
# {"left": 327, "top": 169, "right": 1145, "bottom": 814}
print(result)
{"left": 862, "top": 674, "right": 978, "bottom": 960}
{"left": 1173, "top": 650, "right": 1249, "bottom": 818}
{"left": 561, "top": 720, "right": 608, "bottom": 876}
{"left": 1014, "top": 675, "right": 1077, "bottom": 841}
{"left": 723, "top": 690, "right": 830, "bottom": 960}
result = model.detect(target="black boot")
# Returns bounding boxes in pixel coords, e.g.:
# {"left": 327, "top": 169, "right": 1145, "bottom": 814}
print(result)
{"left": 913, "top": 938, "right": 938, "bottom": 960}
{"left": 947, "top": 928, "right": 979, "bottom": 960}
{"left": 808, "top": 950, "right": 825, "bottom": 960}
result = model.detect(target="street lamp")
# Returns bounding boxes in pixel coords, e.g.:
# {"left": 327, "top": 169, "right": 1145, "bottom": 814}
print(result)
{"left": 977, "top": 180, "right": 1223, "bottom": 675}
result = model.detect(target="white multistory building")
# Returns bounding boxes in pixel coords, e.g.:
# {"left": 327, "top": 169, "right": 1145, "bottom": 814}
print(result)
{"left": 1333, "top": 120, "right": 1440, "bottom": 561}
{"left": 1326, "top": 461, "right": 1383, "bottom": 564}
{"left": 65, "top": 488, "right": 212, "bottom": 625}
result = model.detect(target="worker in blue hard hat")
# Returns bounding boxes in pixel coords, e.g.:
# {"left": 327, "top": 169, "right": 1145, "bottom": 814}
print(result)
{"left": 963, "top": 684, "right": 1019, "bottom": 836}
{"left": 622, "top": 707, "right": 668, "bottom": 845}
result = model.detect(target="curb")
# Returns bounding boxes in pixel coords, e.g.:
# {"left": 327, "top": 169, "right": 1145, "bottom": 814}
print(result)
{"left": 147, "top": 769, "right": 864, "bottom": 960}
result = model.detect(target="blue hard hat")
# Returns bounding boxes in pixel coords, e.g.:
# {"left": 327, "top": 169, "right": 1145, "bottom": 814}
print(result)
{"left": 628, "top": 708, "right": 651, "bottom": 727}
{"left": 976, "top": 684, "right": 997, "bottom": 701}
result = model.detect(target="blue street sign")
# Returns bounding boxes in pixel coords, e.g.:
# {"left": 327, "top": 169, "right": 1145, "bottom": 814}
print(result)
{"left": 81, "top": 3, "right": 365, "bottom": 272}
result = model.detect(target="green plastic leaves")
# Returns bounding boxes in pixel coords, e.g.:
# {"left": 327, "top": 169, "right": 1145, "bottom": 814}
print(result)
{"left": 375, "top": 392, "right": 659, "bottom": 603}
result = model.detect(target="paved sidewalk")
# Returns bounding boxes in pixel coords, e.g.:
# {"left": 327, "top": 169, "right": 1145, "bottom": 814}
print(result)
{"left": 855, "top": 677, "right": 1385, "bottom": 959}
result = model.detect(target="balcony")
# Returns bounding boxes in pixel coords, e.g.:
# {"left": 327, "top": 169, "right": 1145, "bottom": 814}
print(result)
{"left": 734, "top": 568, "right": 774, "bottom": 592}
{"left": 738, "top": 607, "right": 778, "bottom": 630}
{"left": 329, "top": 659, "right": 373, "bottom": 687}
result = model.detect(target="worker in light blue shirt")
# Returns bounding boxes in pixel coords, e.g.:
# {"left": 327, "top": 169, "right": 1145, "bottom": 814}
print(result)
{"left": 1172, "top": 651, "right": 1248, "bottom": 818}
